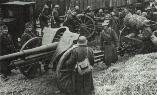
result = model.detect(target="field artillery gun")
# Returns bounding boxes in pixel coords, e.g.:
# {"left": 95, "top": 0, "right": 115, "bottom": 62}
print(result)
{"left": 0, "top": 27, "right": 103, "bottom": 94}
{"left": 0, "top": 27, "right": 78, "bottom": 78}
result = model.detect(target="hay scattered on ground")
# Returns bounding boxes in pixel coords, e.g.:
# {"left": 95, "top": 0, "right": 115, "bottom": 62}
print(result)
{"left": 1, "top": 53, "right": 157, "bottom": 95}
{"left": 94, "top": 53, "right": 157, "bottom": 95}
{"left": 0, "top": 70, "right": 62, "bottom": 95}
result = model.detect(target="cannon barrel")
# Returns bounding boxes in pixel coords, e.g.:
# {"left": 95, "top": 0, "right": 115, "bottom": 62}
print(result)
{"left": 0, "top": 42, "right": 58, "bottom": 61}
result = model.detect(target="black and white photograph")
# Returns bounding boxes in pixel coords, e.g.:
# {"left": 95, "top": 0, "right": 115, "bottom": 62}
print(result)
{"left": 0, "top": 0, "right": 157, "bottom": 95}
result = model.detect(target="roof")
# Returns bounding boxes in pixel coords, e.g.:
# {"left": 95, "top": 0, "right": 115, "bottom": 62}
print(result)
{"left": 1, "top": 1, "right": 35, "bottom": 6}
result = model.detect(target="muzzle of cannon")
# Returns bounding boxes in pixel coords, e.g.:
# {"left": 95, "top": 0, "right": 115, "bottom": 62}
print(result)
{"left": 0, "top": 42, "right": 58, "bottom": 61}
{"left": 0, "top": 27, "right": 71, "bottom": 62}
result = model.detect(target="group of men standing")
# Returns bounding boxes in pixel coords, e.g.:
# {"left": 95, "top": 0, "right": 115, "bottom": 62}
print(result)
{"left": 39, "top": 0, "right": 60, "bottom": 32}
{"left": 0, "top": 2, "right": 120, "bottom": 95}
{"left": 63, "top": 5, "right": 157, "bottom": 95}
{"left": 1, "top": 1, "right": 157, "bottom": 95}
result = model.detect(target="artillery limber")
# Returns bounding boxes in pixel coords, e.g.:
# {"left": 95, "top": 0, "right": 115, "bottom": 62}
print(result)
{"left": 118, "top": 13, "right": 157, "bottom": 56}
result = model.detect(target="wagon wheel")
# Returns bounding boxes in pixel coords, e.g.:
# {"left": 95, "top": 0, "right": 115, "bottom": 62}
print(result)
{"left": 64, "top": 14, "right": 96, "bottom": 39}
{"left": 56, "top": 46, "right": 77, "bottom": 94}
{"left": 19, "top": 37, "right": 42, "bottom": 78}
{"left": 119, "top": 27, "right": 143, "bottom": 55}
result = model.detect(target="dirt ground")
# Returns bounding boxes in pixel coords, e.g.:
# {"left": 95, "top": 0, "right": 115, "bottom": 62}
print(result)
{"left": 0, "top": 55, "right": 130, "bottom": 95}
{"left": 0, "top": 69, "right": 62, "bottom": 95}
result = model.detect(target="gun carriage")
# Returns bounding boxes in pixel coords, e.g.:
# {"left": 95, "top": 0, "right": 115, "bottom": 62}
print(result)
{"left": 0, "top": 26, "right": 103, "bottom": 94}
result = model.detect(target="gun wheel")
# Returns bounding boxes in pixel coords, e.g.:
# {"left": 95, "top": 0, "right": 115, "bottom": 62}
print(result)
{"left": 19, "top": 37, "right": 42, "bottom": 78}
{"left": 56, "top": 47, "right": 75, "bottom": 94}
{"left": 64, "top": 14, "right": 96, "bottom": 39}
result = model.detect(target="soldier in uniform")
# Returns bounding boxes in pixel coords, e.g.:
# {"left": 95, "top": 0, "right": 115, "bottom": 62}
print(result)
{"left": 136, "top": 10, "right": 142, "bottom": 16}
{"left": 20, "top": 22, "right": 36, "bottom": 46}
{"left": 140, "top": 20, "right": 156, "bottom": 54}
{"left": 146, "top": 7, "right": 155, "bottom": 21}
{"left": 96, "top": 9, "right": 105, "bottom": 18}
{"left": 85, "top": 6, "right": 94, "bottom": 18}
{"left": 110, "top": 12, "right": 120, "bottom": 37}
{"left": 142, "top": 12, "right": 147, "bottom": 18}
{"left": 39, "top": 0, "right": 52, "bottom": 32}
{"left": 95, "top": 9, "right": 105, "bottom": 35}
{"left": 100, "top": 20, "right": 119, "bottom": 68}
{"left": 66, "top": 36, "right": 95, "bottom": 95}
{"left": 63, "top": 10, "right": 79, "bottom": 33}
{"left": 0, "top": 24, "right": 15, "bottom": 81}
{"left": 51, "top": 5, "right": 61, "bottom": 28}
{"left": 73, "top": 6, "right": 81, "bottom": 15}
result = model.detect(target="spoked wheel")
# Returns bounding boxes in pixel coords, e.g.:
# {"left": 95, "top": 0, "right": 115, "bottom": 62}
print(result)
{"left": 56, "top": 46, "right": 77, "bottom": 94}
{"left": 19, "top": 37, "right": 42, "bottom": 78}
{"left": 64, "top": 14, "right": 96, "bottom": 39}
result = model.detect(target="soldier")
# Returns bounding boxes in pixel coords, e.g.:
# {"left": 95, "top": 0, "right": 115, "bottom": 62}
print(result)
{"left": 141, "top": 12, "right": 147, "bottom": 18}
{"left": 95, "top": 9, "right": 105, "bottom": 35}
{"left": 39, "top": 0, "right": 52, "bottom": 32}
{"left": 85, "top": 6, "right": 92, "bottom": 13}
{"left": 140, "top": 20, "right": 156, "bottom": 54}
{"left": 146, "top": 7, "right": 155, "bottom": 21}
{"left": 136, "top": 10, "right": 142, "bottom": 16}
{"left": 100, "top": 20, "right": 119, "bottom": 68}
{"left": 63, "top": 9, "right": 79, "bottom": 33}
{"left": 0, "top": 24, "right": 15, "bottom": 81}
{"left": 51, "top": 5, "right": 61, "bottom": 28}
{"left": 73, "top": 6, "right": 81, "bottom": 15}
{"left": 20, "top": 22, "right": 36, "bottom": 46}
{"left": 66, "top": 36, "right": 95, "bottom": 95}
{"left": 96, "top": 9, "right": 105, "bottom": 18}
{"left": 85, "top": 6, "right": 94, "bottom": 18}
{"left": 110, "top": 12, "right": 120, "bottom": 36}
